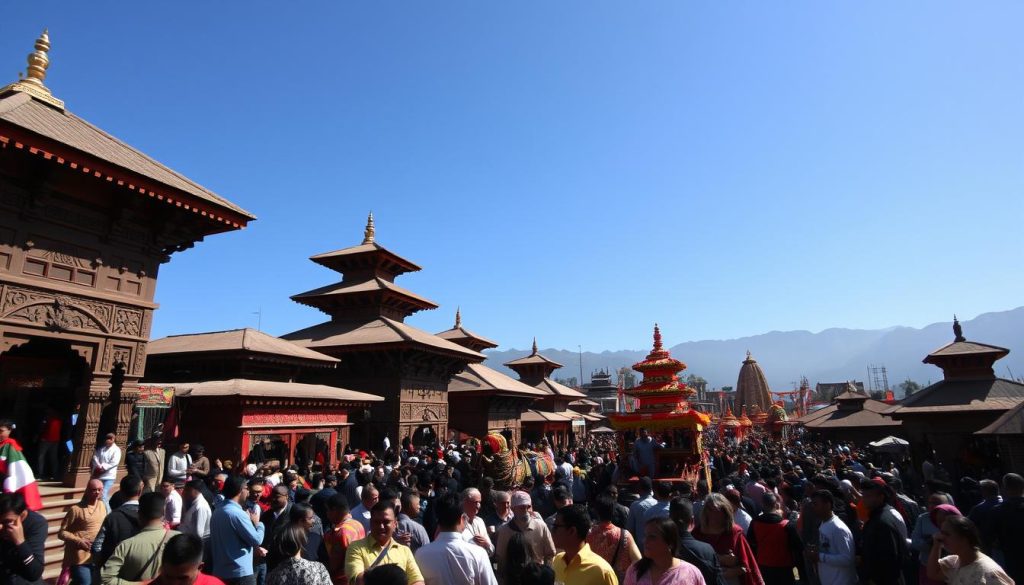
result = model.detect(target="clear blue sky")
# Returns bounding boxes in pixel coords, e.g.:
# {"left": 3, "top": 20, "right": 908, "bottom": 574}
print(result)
{"left": 5, "top": 3, "right": 1023, "bottom": 353}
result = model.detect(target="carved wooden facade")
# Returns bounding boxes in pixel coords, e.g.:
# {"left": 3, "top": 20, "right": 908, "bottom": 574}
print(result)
{"left": 0, "top": 52, "right": 252, "bottom": 486}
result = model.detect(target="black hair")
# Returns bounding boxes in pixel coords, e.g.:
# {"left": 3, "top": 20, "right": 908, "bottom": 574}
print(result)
{"left": 364, "top": 564, "right": 407, "bottom": 585}
{"left": 247, "top": 477, "right": 265, "bottom": 489}
{"left": 295, "top": 488, "right": 311, "bottom": 504}
{"left": 592, "top": 494, "right": 616, "bottom": 522}
{"left": 273, "top": 524, "right": 308, "bottom": 559}
{"left": 762, "top": 492, "right": 779, "bottom": 511}
{"left": 638, "top": 476, "right": 653, "bottom": 493}
{"left": 669, "top": 496, "right": 694, "bottom": 529}
{"left": 811, "top": 490, "right": 835, "bottom": 508}
{"left": 222, "top": 475, "right": 247, "bottom": 500}
{"left": 185, "top": 479, "right": 205, "bottom": 492}
{"left": 0, "top": 492, "right": 26, "bottom": 516}
{"left": 635, "top": 518, "right": 680, "bottom": 578}
{"left": 552, "top": 486, "right": 571, "bottom": 502}
{"left": 654, "top": 481, "right": 673, "bottom": 499}
{"left": 139, "top": 492, "right": 166, "bottom": 522}
{"left": 327, "top": 493, "right": 350, "bottom": 515}
{"left": 435, "top": 491, "right": 463, "bottom": 529}
{"left": 289, "top": 503, "right": 312, "bottom": 524}
{"left": 1003, "top": 473, "right": 1024, "bottom": 494}
{"left": 162, "top": 533, "right": 204, "bottom": 566}
{"left": 0, "top": 419, "right": 14, "bottom": 430}
{"left": 379, "top": 487, "right": 399, "bottom": 503}
{"left": 370, "top": 500, "right": 397, "bottom": 515}
{"left": 520, "top": 563, "right": 555, "bottom": 585}
{"left": 555, "top": 504, "right": 591, "bottom": 541}
{"left": 121, "top": 475, "right": 144, "bottom": 497}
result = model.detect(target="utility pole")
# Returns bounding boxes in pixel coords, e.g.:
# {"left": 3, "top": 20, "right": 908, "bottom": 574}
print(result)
{"left": 578, "top": 345, "right": 584, "bottom": 390}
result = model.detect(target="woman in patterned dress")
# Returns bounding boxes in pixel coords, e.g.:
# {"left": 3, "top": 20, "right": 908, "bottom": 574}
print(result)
{"left": 267, "top": 524, "right": 332, "bottom": 585}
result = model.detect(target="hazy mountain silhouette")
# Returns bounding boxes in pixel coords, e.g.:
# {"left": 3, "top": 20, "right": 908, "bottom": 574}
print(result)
{"left": 484, "top": 307, "right": 1024, "bottom": 392}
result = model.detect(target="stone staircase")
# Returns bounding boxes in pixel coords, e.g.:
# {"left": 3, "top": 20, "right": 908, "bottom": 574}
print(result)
{"left": 37, "top": 481, "right": 85, "bottom": 582}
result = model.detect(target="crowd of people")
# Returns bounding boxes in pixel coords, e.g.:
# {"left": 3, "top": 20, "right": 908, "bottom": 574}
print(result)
{"left": 0, "top": 422, "right": 1021, "bottom": 585}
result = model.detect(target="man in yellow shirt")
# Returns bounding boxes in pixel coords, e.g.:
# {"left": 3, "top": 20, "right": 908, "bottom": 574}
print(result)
{"left": 552, "top": 505, "right": 617, "bottom": 585}
{"left": 345, "top": 501, "right": 425, "bottom": 585}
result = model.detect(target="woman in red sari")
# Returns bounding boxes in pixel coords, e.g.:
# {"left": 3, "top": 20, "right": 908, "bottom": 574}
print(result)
{"left": 692, "top": 493, "right": 763, "bottom": 585}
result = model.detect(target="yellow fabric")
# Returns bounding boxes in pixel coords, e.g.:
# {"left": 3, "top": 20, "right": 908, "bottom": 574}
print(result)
{"left": 553, "top": 543, "right": 618, "bottom": 585}
{"left": 344, "top": 535, "right": 424, "bottom": 585}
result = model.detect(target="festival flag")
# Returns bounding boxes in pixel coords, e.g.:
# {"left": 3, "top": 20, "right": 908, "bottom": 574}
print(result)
{"left": 0, "top": 438, "right": 43, "bottom": 511}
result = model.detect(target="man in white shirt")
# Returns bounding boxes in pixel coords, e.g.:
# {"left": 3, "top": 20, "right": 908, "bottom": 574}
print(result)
{"left": 416, "top": 491, "right": 497, "bottom": 585}
{"left": 166, "top": 442, "right": 192, "bottom": 488}
{"left": 92, "top": 432, "right": 121, "bottom": 510}
{"left": 808, "top": 491, "right": 858, "bottom": 585}
{"left": 161, "top": 478, "right": 183, "bottom": 528}
{"left": 180, "top": 479, "right": 212, "bottom": 542}
{"left": 461, "top": 487, "right": 495, "bottom": 556}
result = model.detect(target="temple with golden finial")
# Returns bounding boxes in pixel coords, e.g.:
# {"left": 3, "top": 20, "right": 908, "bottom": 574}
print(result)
{"left": 0, "top": 29, "right": 253, "bottom": 499}
{"left": 735, "top": 350, "right": 773, "bottom": 414}
{"left": 436, "top": 309, "right": 545, "bottom": 445}
{"left": 504, "top": 337, "right": 588, "bottom": 447}
{"left": 609, "top": 324, "right": 710, "bottom": 486}
{"left": 283, "top": 214, "right": 484, "bottom": 447}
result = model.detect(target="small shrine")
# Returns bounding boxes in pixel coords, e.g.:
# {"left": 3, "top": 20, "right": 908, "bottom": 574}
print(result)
{"left": 609, "top": 324, "right": 710, "bottom": 485}
{"left": 718, "top": 407, "right": 744, "bottom": 441}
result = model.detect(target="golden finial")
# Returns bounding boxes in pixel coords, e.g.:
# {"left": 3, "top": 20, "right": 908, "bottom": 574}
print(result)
{"left": 362, "top": 212, "right": 375, "bottom": 245}
{"left": 532, "top": 337, "right": 538, "bottom": 355}
{"left": 2, "top": 29, "right": 63, "bottom": 110}
{"left": 22, "top": 29, "right": 51, "bottom": 88}
{"left": 454, "top": 307, "right": 462, "bottom": 329}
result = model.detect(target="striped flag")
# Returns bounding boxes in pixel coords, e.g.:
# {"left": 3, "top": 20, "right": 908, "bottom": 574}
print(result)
{"left": 0, "top": 438, "right": 43, "bottom": 511}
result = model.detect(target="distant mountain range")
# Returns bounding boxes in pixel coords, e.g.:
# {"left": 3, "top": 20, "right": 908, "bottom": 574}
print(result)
{"left": 483, "top": 307, "right": 1024, "bottom": 392}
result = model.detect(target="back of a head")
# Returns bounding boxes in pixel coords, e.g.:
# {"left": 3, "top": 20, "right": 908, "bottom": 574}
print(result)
{"left": 289, "top": 503, "right": 311, "bottom": 524}
{"left": 655, "top": 481, "right": 673, "bottom": 499}
{"left": 669, "top": 497, "right": 694, "bottom": 529}
{"left": 552, "top": 486, "right": 571, "bottom": 504}
{"left": 139, "top": 492, "right": 167, "bottom": 523}
{"left": 638, "top": 476, "right": 653, "bottom": 494}
{"left": 364, "top": 564, "right": 406, "bottom": 585}
{"left": 327, "top": 493, "right": 350, "bottom": 515}
{"left": 979, "top": 479, "right": 1000, "bottom": 499}
{"left": 121, "top": 475, "right": 144, "bottom": 498}
{"left": 434, "top": 491, "right": 463, "bottom": 530}
{"left": 162, "top": 533, "right": 204, "bottom": 568}
{"left": 762, "top": 492, "right": 779, "bottom": 512}
{"left": 1003, "top": 473, "right": 1024, "bottom": 496}
{"left": 274, "top": 524, "right": 308, "bottom": 559}
{"left": 521, "top": 563, "right": 555, "bottom": 585}
{"left": 592, "top": 494, "right": 616, "bottom": 522}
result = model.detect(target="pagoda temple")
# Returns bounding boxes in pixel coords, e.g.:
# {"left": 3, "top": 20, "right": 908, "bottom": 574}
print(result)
{"left": 886, "top": 317, "right": 1024, "bottom": 479}
{"left": 438, "top": 309, "right": 544, "bottom": 445}
{"left": 504, "top": 339, "right": 587, "bottom": 447}
{"left": 609, "top": 325, "right": 710, "bottom": 482}
{"left": 282, "top": 215, "right": 484, "bottom": 448}
{"left": 735, "top": 351, "right": 773, "bottom": 414}
{"left": 0, "top": 31, "right": 253, "bottom": 488}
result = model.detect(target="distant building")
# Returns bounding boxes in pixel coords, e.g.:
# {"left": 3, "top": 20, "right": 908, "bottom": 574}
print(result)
{"left": 735, "top": 352, "right": 773, "bottom": 414}
{"left": 582, "top": 369, "right": 618, "bottom": 413}
{"left": 505, "top": 339, "right": 587, "bottom": 447}
{"left": 816, "top": 381, "right": 866, "bottom": 402}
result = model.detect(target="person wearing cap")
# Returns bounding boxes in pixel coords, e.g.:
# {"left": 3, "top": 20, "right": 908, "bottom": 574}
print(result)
{"left": 495, "top": 491, "right": 555, "bottom": 585}
{"left": 860, "top": 479, "right": 908, "bottom": 585}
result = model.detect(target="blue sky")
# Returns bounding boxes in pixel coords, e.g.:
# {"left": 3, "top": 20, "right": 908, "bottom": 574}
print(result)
{"left": 5, "top": 2, "right": 1023, "bottom": 353}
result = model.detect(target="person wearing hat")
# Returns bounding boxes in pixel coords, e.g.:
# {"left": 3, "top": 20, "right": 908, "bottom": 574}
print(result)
{"left": 126, "top": 440, "right": 146, "bottom": 480}
{"left": 495, "top": 491, "right": 555, "bottom": 585}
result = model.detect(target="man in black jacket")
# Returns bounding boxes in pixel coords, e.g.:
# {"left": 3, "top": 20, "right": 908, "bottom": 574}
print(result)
{"left": 0, "top": 492, "right": 46, "bottom": 585}
{"left": 860, "top": 480, "right": 906, "bottom": 585}
{"left": 93, "top": 475, "right": 144, "bottom": 567}
{"left": 670, "top": 497, "right": 726, "bottom": 585}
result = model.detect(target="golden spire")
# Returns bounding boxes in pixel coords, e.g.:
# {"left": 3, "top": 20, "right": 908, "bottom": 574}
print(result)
{"left": 532, "top": 337, "right": 538, "bottom": 355}
{"left": 22, "top": 29, "right": 51, "bottom": 88}
{"left": 454, "top": 307, "right": 462, "bottom": 329}
{"left": 362, "top": 212, "right": 375, "bottom": 244}
{"left": 2, "top": 29, "right": 64, "bottom": 110}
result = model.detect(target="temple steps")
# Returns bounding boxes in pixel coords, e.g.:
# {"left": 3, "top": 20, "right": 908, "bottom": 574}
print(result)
{"left": 37, "top": 481, "right": 85, "bottom": 584}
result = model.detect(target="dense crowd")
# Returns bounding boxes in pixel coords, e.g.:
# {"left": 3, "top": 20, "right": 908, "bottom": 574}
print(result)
{"left": 1, "top": 420, "right": 1021, "bottom": 585}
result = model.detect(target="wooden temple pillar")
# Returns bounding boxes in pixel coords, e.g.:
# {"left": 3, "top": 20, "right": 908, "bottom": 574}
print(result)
{"left": 65, "top": 376, "right": 109, "bottom": 487}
